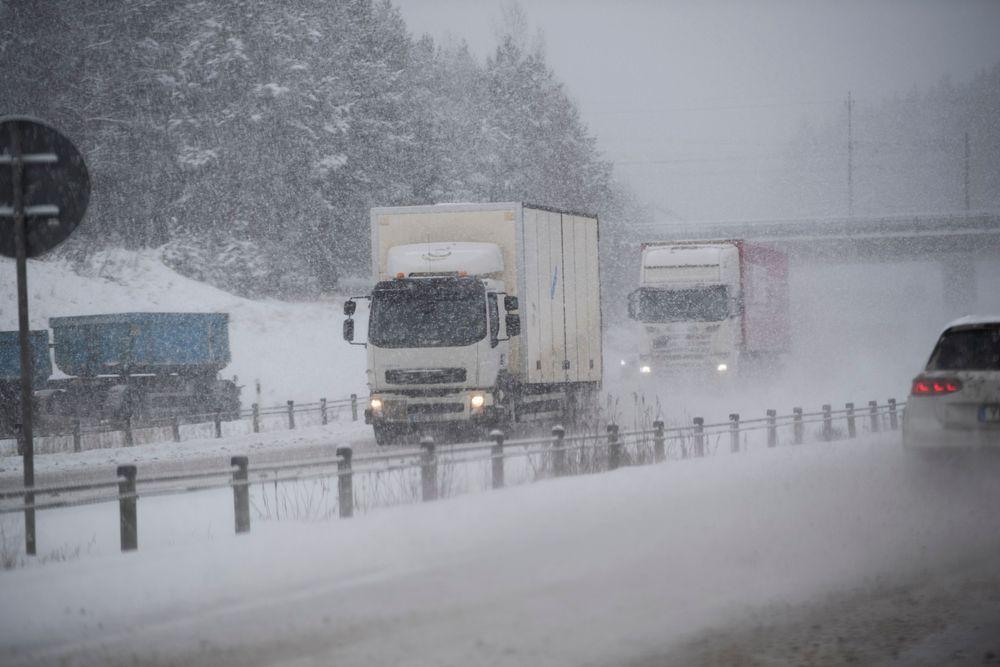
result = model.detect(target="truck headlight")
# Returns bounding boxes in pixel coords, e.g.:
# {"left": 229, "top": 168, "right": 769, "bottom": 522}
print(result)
{"left": 640, "top": 365, "right": 652, "bottom": 374}
{"left": 370, "top": 397, "right": 383, "bottom": 411}
{"left": 470, "top": 393, "right": 485, "bottom": 409}
{"left": 716, "top": 363, "right": 728, "bottom": 373}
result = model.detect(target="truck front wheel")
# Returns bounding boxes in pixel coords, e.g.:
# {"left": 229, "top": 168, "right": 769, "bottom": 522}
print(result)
{"left": 372, "top": 422, "right": 401, "bottom": 446}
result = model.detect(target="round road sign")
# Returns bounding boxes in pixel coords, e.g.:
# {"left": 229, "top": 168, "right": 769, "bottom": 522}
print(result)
{"left": 0, "top": 116, "right": 91, "bottom": 258}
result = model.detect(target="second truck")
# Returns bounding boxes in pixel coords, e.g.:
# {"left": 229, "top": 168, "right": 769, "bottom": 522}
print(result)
{"left": 627, "top": 239, "right": 790, "bottom": 379}
{"left": 343, "top": 203, "right": 602, "bottom": 445}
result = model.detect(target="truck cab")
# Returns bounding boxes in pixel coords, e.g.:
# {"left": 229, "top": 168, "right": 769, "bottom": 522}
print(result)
{"left": 344, "top": 242, "right": 520, "bottom": 444}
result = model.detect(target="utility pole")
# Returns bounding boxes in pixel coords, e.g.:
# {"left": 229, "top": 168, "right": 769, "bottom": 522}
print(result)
{"left": 846, "top": 91, "right": 854, "bottom": 217}
{"left": 964, "top": 131, "right": 970, "bottom": 212}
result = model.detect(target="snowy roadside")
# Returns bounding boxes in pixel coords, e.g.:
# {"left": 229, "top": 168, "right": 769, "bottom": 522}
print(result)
{"left": 0, "top": 420, "right": 375, "bottom": 489}
{"left": 2, "top": 431, "right": 999, "bottom": 666}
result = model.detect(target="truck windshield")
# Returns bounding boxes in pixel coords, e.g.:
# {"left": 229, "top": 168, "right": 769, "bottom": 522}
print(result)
{"left": 369, "top": 278, "right": 487, "bottom": 348}
{"left": 636, "top": 285, "right": 730, "bottom": 322}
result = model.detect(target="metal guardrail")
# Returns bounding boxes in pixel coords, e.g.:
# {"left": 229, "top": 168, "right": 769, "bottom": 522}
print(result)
{"left": 4, "top": 394, "right": 363, "bottom": 456}
{"left": 1, "top": 398, "right": 905, "bottom": 556}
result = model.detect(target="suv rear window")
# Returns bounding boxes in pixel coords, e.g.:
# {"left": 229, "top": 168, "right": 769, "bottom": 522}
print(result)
{"left": 926, "top": 325, "right": 1000, "bottom": 371}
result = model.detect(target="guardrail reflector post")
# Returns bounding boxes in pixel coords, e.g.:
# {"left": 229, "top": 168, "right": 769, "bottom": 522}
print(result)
{"left": 117, "top": 465, "right": 138, "bottom": 552}
{"left": 793, "top": 407, "right": 803, "bottom": 444}
{"left": 321, "top": 398, "right": 328, "bottom": 425}
{"left": 490, "top": 430, "right": 505, "bottom": 489}
{"left": 252, "top": 403, "right": 260, "bottom": 433}
{"left": 336, "top": 447, "right": 353, "bottom": 518}
{"left": 552, "top": 424, "right": 566, "bottom": 477}
{"left": 869, "top": 400, "right": 880, "bottom": 433}
{"left": 171, "top": 415, "right": 181, "bottom": 442}
{"left": 214, "top": 412, "right": 222, "bottom": 439}
{"left": 351, "top": 394, "right": 358, "bottom": 422}
{"left": 287, "top": 400, "right": 295, "bottom": 430}
{"left": 230, "top": 456, "right": 250, "bottom": 534}
{"left": 822, "top": 404, "right": 832, "bottom": 441}
{"left": 693, "top": 417, "right": 704, "bottom": 457}
{"left": 607, "top": 423, "right": 621, "bottom": 470}
{"left": 729, "top": 413, "right": 740, "bottom": 453}
{"left": 888, "top": 398, "right": 898, "bottom": 430}
{"left": 420, "top": 436, "right": 437, "bottom": 501}
{"left": 73, "top": 419, "right": 82, "bottom": 453}
{"left": 845, "top": 403, "right": 857, "bottom": 438}
{"left": 653, "top": 420, "right": 665, "bottom": 462}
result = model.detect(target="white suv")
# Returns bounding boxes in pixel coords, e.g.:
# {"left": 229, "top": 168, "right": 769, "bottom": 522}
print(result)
{"left": 902, "top": 316, "right": 1000, "bottom": 452}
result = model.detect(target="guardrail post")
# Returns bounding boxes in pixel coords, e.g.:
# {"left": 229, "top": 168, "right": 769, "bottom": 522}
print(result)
{"left": 822, "top": 404, "right": 832, "bottom": 441}
{"left": 607, "top": 424, "right": 621, "bottom": 470}
{"left": 489, "top": 430, "right": 505, "bottom": 489}
{"left": 171, "top": 415, "right": 181, "bottom": 442}
{"left": 845, "top": 403, "right": 857, "bottom": 438}
{"left": 287, "top": 400, "right": 295, "bottom": 430}
{"left": 420, "top": 436, "right": 437, "bottom": 501}
{"left": 214, "top": 412, "right": 222, "bottom": 438}
{"left": 124, "top": 416, "right": 134, "bottom": 447}
{"left": 336, "top": 447, "right": 353, "bottom": 518}
{"left": 793, "top": 407, "right": 804, "bottom": 444}
{"left": 869, "top": 400, "right": 880, "bottom": 433}
{"left": 24, "top": 488, "right": 36, "bottom": 556}
{"left": 230, "top": 456, "right": 250, "bottom": 534}
{"left": 693, "top": 417, "right": 704, "bottom": 457}
{"left": 766, "top": 410, "right": 777, "bottom": 447}
{"left": 653, "top": 420, "right": 665, "bottom": 462}
{"left": 888, "top": 398, "right": 898, "bottom": 430}
{"left": 729, "top": 413, "right": 740, "bottom": 453}
{"left": 117, "top": 465, "right": 138, "bottom": 552}
{"left": 252, "top": 403, "right": 260, "bottom": 433}
{"left": 321, "top": 398, "right": 328, "bottom": 425}
{"left": 351, "top": 394, "right": 358, "bottom": 422}
{"left": 552, "top": 424, "right": 566, "bottom": 477}
{"left": 73, "top": 419, "right": 82, "bottom": 453}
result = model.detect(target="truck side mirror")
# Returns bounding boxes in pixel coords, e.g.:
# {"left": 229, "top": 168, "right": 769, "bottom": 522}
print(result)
{"left": 505, "top": 314, "right": 521, "bottom": 337}
{"left": 343, "top": 299, "right": 356, "bottom": 316}
{"left": 504, "top": 295, "right": 519, "bottom": 312}
{"left": 343, "top": 318, "right": 355, "bottom": 342}
{"left": 627, "top": 290, "right": 639, "bottom": 320}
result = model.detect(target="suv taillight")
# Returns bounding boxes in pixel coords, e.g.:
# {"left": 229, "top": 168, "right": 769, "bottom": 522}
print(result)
{"left": 911, "top": 377, "right": 962, "bottom": 395}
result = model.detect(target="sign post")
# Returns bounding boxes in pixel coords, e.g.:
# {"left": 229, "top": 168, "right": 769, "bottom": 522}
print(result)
{"left": 1, "top": 117, "right": 90, "bottom": 556}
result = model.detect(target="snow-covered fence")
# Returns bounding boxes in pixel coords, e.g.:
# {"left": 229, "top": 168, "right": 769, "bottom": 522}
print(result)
{"left": 0, "top": 394, "right": 362, "bottom": 457}
{"left": 0, "top": 399, "right": 904, "bottom": 559}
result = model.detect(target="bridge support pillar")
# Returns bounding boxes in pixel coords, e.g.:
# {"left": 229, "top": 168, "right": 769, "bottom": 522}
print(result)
{"left": 942, "top": 259, "right": 976, "bottom": 318}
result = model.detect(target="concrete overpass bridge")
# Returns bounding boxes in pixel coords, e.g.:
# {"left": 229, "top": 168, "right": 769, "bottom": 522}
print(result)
{"left": 631, "top": 211, "right": 1000, "bottom": 315}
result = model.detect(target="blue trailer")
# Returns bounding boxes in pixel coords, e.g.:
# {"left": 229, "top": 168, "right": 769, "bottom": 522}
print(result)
{"left": 1, "top": 313, "right": 240, "bottom": 436}
{"left": 0, "top": 330, "right": 53, "bottom": 436}
{"left": 49, "top": 312, "right": 231, "bottom": 376}
{"left": 0, "top": 330, "right": 52, "bottom": 385}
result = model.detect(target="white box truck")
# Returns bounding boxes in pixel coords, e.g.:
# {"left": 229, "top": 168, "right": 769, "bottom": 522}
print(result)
{"left": 343, "top": 203, "right": 603, "bottom": 445}
{"left": 627, "top": 239, "right": 790, "bottom": 378}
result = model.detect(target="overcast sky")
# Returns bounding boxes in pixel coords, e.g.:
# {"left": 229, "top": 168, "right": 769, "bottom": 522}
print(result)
{"left": 394, "top": 0, "right": 1000, "bottom": 221}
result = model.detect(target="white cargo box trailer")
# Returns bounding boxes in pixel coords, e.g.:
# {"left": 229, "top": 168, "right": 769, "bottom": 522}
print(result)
{"left": 370, "top": 203, "right": 602, "bottom": 387}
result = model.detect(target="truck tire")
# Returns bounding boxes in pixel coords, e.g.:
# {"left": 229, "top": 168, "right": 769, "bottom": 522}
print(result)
{"left": 372, "top": 422, "right": 400, "bottom": 446}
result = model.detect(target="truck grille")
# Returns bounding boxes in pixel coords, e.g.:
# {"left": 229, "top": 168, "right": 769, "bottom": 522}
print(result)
{"left": 386, "top": 368, "right": 466, "bottom": 384}
{"left": 406, "top": 402, "right": 465, "bottom": 415}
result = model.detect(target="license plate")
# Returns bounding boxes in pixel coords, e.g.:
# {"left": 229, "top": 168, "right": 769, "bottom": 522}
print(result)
{"left": 979, "top": 404, "right": 1000, "bottom": 423}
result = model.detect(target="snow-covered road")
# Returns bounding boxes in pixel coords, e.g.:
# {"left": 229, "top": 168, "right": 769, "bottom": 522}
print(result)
{"left": 2, "top": 431, "right": 999, "bottom": 666}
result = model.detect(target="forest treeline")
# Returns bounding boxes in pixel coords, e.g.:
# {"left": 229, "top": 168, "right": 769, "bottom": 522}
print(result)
{"left": 1, "top": 0, "right": 626, "bottom": 297}
{"left": 3, "top": 1, "right": 997, "bottom": 298}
